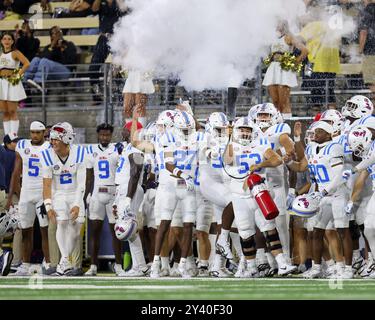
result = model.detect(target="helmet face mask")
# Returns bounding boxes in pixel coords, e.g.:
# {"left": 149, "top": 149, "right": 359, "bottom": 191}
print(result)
{"left": 256, "top": 112, "right": 273, "bottom": 129}
{"left": 234, "top": 127, "right": 253, "bottom": 145}
{"left": 304, "top": 129, "right": 315, "bottom": 145}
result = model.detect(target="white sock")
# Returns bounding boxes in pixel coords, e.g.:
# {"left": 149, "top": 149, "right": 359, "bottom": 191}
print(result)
{"left": 56, "top": 221, "right": 70, "bottom": 258}
{"left": 276, "top": 215, "right": 290, "bottom": 258}
{"left": 161, "top": 256, "right": 170, "bottom": 270}
{"left": 353, "top": 249, "right": 360, "bottom": 260}
{"left": 200, "top": 260, "right": 209, "bottom": 267}
{"left": 246, "top": 259, "right": 256, "bottom": 269}
{"left": 153, "top": 255, "right": 160, "bottom": 262}
{"left": 326, "top": 259, "right": 335, "bottom": 267}
{"left": 266, "top": 252, "right": 278, "bottom": 269}
{"left": 179, "top": 257, "right": 187, "bottom": 265}
{"left": 10, "top": 120, "right": 19, "bottom": 135}
{"left": 229, "top": 232, "right": 242, "bottom": 258}
{"left": 138, "top": 117, "right": 147, "bottom": 128}
{"left": 129, "top": 233, "right": 146, "bottom": 269}
{"left": 66, "top": 221, "right": 81, "bottom": 256}
{"left": 336, "top": 261, "right": 345, "bottom": 268}
{"left": 3, "top": 121, "right": 10, "bottom": 135}
{"left": 256, "top": 248, "right": 267, "bottom": 264}
{"left": 172, "top": 262, "right": 179, "bottom": 269}
{"left": 219, "top": 229, "right": 230, "bottom": 242}
{"left": 368, "top": 252, "right": 373, "bottom": 262}
{"left": 208, "top": 234, "right": 216, "bottom": 263}
{"left": 275, "top": 253, "right": 287, "bottom": 268}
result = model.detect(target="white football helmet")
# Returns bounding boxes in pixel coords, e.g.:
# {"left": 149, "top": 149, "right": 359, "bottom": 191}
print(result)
{"left": 320, "top": 109, "right": 344, "bottom": 135}
{"left": 206, "top": 112, "right": 229, "bottom": 144}
{"left": 114, "top": 214, "right": 138, "bottom": 241}
{"left": 347, "top": 125, "right": 373, "bottom": 157}
{"left": 248, "top": 104, "right": 261, "bottom": 123}
{"left": 173, "top": 110, "right": 196, "bottom": 140}
{"left": 291, "top": 193, "right": 321, "bottom": 218}
{"left": 0, "top": 211, "right": 19, "bottom": 238}
{"left": 140, "top": 121, "right": 156, "bottom": 141}
{"left": 177, "top": 99, "right": 193, "bottom": 115}
{"left": 255, "top": 103, "right": 278, "bottom": 129}
{"left": 233, "top": 116, "right": 255, "bottom": 146}
{"left": 275, "top": 111, "right": 284, "bottom": 124}
{"left": 310, "top": 120, "right": 334, "bottom": 137}
{"left": 304, "top": 123, "right": 316, "bottom": 145}
{"left": 341, "top": 95, "right": 374, "bottom": 119}
{"left": 156, "top": 110, "right": 176, "bottom": 134}
{"left": 49, "top": 122, "right": 75, "bottom": 145}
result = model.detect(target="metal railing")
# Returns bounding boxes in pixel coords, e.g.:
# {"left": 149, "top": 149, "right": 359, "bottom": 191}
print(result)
{"left": 21, "top": 63, "right": 372, "bottom": 124}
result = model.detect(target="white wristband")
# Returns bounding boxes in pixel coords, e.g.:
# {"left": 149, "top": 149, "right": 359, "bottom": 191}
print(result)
{"left": 172, "top": 167, "right": 180, "bottom": 177}
{"left": 280, "top": 147, "right": 286, "bottom": 156}
{"left": 285, "top": 159, "right": 294, "bottom": 166}
{"left": 294, "top": 136, "right": 301, "bottom": 142}
{"left": 44, "top": 199, "right": 52, "bottom": 205}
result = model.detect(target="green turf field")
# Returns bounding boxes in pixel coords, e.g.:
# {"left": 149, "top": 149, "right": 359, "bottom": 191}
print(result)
{"left": 0, "top": 276, "right": 375, "bottom": 299}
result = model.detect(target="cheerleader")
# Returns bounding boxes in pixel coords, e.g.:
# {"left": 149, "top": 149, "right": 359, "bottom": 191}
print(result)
{"left": 122, "top": 70, "right": 155, "bottom": 127}
{"left": 262, "top": 21, "right": 308, "bottom": 119}
{"left": 0, "top": 32, "right": 30, "bottom": 136}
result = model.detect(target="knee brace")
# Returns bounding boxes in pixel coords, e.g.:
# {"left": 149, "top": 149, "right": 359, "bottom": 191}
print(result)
{"left": 264, "top": 231, "right": 282, "bottom": 252}
{"left": 349, "top": 220, "right": 361, "bottom": 241}
{"left": 240, "top": 236, "right": 256, "bottom": 258}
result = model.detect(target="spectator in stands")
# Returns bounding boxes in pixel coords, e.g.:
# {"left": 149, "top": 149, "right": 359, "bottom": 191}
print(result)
{"left": 24, "top": 26, "right": 77, "bottom": 90}
{"left": 0, "top": 0, "right": 49, "bottom": 17}
{"left": 15, "top": 20, "right": 40, "bottom": 62}
{"left": 88, "top": 0, "right": 127, "bottom": 102}
{"left": 299, "top": 5, "right": 341, "bottom": 111}
{"left": 53, "top": 0, "right": 94, "bottom": 18}
{"left": 359, "top": 0, "right": 375, "bottom": 104}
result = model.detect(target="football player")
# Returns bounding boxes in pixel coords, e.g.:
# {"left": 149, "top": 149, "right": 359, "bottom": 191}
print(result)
{"left": 113, "top": 122, "right": 149, "bottom": 277}
{"left": 224, "top": 117, "right": 296, "bottom": 277}
{"left": 286, "top": 121, "right": 353, "bottom": 278}
{"left": 7, "top": 121, "right": 52, "bottom": 275}
{"left": 255, "top": 103, "right": 295, "bottom": 260}
{"left": 84, "top": 123, "right": 125, "bottom": 276}
{"left": 41, "top": 122, "right": 86, "bottom": 275}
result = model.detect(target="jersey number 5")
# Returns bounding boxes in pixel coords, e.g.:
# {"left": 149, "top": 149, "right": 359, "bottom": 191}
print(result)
{"left": 28, "top": 158, "right": 40, "bottom": 177}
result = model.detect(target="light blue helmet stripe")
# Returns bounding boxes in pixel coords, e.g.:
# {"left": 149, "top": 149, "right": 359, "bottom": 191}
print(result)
{"left": 181, "top": 111, "right": 190, "bottom": 125}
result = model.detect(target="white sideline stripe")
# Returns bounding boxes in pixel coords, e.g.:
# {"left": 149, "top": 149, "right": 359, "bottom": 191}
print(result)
{"left": 0, "top": 284, "right": 195, "bottom": 290}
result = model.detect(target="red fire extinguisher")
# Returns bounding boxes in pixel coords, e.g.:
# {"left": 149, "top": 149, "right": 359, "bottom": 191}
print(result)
{"left": 246, "top": 173, "right": 279, "bottom": 220}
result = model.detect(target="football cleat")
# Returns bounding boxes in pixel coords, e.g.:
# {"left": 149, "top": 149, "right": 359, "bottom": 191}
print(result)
{"left": 197, "top": 265, "right": 209, "bottom": 277}
{"left": 14, "top": 263, "right": 32, "bottom": 276}
{"left": 209, "top": 267, "right": 233, "bottom": 278}
{"left": 303, "top": 265, "right": 325, "bottom": 279}
{"left": 150, "top": 260, "right": 161, "bottom": 278}
{"left": 119, "top": 267, "right": 148, "bottom": 277}
{"left": 215, "top": 238, "right": 234, "bottom": 260}
{"left": 159, "top": 267, "right": 170, "bottom": 277}
{"left": 278, "top": 264, "right": 297, "bottom": 276}
{"left": 84, "top": 264, "right": 97, "bottom": 276}
{"left": 169, "top": 265, "right": 181, "bottom": 277}
{"left": 244, "top": 267, "right": 260, "bottom": 278}
{"left": 178, "top": 263, "right": 191, "bottom": 279}
{"left": 0, "top": 251, "right": 13, "bottom": 276}
{"left": 56, "top": 258, "right": 73, "bottom": 276}
{"left": 360, "top": 261, "right": 375, "bottom": 278}
{"left": 352, "top": 256, "right": 366, "bottom": 275}
{"left": 114, "top": 263, "right": 127, "bottom": 276}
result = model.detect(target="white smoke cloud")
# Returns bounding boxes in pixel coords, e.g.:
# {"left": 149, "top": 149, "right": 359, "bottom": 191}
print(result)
{"left": 110, "top": 0, "right": 306, "bottom": 91}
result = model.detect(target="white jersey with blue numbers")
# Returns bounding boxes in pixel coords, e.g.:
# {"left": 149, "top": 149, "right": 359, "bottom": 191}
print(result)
{"left": 228, "top": 138, "right": 270, "bottom": 195}
{"left": 115, "top": 143, "right": 143, "bottom": 190}
{"left": 173, "top": 131, "right": 202, "bottom": 181}
{"left": 16, "top": 139, "right": 50, "bottom": 191}
{"left": 307, "top": 141, "right": 344, "bottom": 193}
{"left": 198, "top": 132, "right": 227, "bottom": 182}
{"left": 41, "top": 144, "right": 86, "bottom": 194}
{"left": 152, "top": 130, "right": 176, "bottom": 183}
{"left": 86, "top": 143, "right": 119, "bottom": 186}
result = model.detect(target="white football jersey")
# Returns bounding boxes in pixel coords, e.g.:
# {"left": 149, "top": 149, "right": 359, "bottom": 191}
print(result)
{"left": 16, "top": 139, "right": 50, "bottom": 191}
{"left": 306, "top": 141, "right": 344, "bottom": 193}
{"left": 198, "top": 131, "right": 227, "bottom": 182}
{"left": 86, "top": 143, "right": 119, "bottom": 186}
{"left": 115, "top": 143, "right": 143, "bottom": 189}
{"left": 41, "top": 145, "right": 86, "bottom": 194}
{"left": 228, "top": 138, "right": 271, "bottom": 195}
{"left": 173, "top": 130, "right": 202, "bottom": 181}
{"left": 152, "top": 131, "right": 175, "bottom": 183}
{"left": 261, "top": 123, "right": 291, "bottom": 186}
